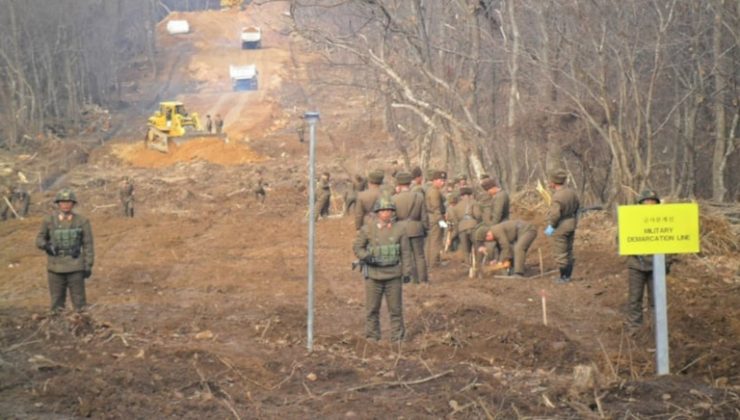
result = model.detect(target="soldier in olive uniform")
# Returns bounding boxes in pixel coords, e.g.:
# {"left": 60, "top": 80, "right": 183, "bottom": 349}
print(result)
{"left": 214, "top": 114, "right": 224, "bottom": 134}
{"left": 36, "top": 189, "right": 95, "bottom": 313}
{"left": 119, "top": 176, "right": 135, "bottom": 218}
{"left": 355, "top": 170, "right": 385, "bottom": 230}
{"left": 392, "top": 172, "right": 428, "bottom": 284}
{"left": 446, "top": 187, "right": 481, "bottom": 261}
{"left": 544, "top": 169, "right": 580, "bottom": 283}
{"left": 0, "top": 184, "right": 12, "bottom": 220}
{"left": 474, "top": 220, "right": 537, "bottom": 277}
{"left": 479, "top": 178, "right": 510, "bottom": 225}
{"left": 12, "top": 185, "right": 30, "bottom": 217}
{"left": 410, "top": 166, "right": 424, "bottom": 196}
{"left": 353, "top": 197, "right": 412, "bottom": 341}
{"left": 425, "top": 170, "right": 447, "bottom": 267}
{"left": 254, "top": 174, "right": 267, "bottom": 204}
{"left": 343, "top": 175, "right": 365, "bottom": 216}
{"left": 315, "top": 172, "right": 332, "bottom": 220}
{"left": 624, "top": 190, "right": 671, "bottom": 329}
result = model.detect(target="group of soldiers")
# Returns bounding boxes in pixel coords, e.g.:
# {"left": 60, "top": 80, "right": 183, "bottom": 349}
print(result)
{"left": 204, "top": 114, "right": 225, "bottom": 134}
{"left": 346, "top": 166, "right": 581, "bottom": 341}
{"left": 1, "top": 184, "right": 31, "bottom": 220}
{"left": 26, "top": 162, "right": 661, "bottom": 342}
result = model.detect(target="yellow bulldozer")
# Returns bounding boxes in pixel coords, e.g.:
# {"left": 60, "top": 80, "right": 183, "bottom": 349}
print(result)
{"left": 145, "top": 101, "right": 223, "bottom": 152}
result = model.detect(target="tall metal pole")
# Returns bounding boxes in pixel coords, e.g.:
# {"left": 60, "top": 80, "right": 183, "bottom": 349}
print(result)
{"left": 304, "top": 111, "right": 319, "bottom": 352}
{"left": 653, "top": 253, "right": 669, "bottom": 374}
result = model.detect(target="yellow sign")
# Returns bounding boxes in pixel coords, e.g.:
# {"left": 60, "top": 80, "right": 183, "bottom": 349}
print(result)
{"left": 618, "top": 203, "right": 700, "bottom": 255}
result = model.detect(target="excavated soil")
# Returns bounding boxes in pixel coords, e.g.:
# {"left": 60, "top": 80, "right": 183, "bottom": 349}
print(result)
{"left": 1, "top": 2, "right": 738, "bottom": 419}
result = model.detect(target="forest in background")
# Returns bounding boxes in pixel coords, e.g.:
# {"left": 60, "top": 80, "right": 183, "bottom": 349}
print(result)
{"left": 291, "top": 0, "right": 739, "bottom": 204}
{"left": 0, "top": 0, "right": 738, "bottom": 204}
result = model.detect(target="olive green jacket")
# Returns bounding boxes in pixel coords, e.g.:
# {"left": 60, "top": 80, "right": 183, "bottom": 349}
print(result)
{"left": 480, "top": 190, "right": 510, "bottom": 225}
{"left": 546, "top": 187, "right": 580, "bottom": 230}
{"left": 392, "top": 189, "right": 428, "bottom": 238}
{"left": 353, "top": 221, "right": 412, "bottom": 280}
{"left": 36, "top": 212, "right": 94, "bottom": 273}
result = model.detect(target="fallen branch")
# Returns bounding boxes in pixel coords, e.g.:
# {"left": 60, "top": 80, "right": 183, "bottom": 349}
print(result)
{"left": 227, "top": 188, "right": 247, "bottom": 198}
{"left": 319, "top": 369, "right": 454, "bottom": 397}
{"left": 3, "top": 196, "right": 21, "bottom": 220}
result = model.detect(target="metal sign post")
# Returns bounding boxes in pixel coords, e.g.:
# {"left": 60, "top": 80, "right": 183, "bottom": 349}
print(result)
{"left": 653, "top": 254, "right": 669, "bottom": 374}
{"left": 304, "top": 111, "right": 319, "bottom": 353}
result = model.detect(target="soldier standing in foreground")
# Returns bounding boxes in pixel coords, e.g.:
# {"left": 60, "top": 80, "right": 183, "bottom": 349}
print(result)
{"left": 353, "top": 197, "right": 412, "bottom": 342}
{"left": 392, "top": 172, "right": 428, "bottom": 284}
{"left": 36, "top": 189, "right": 95, "bottom": 313}
{"left": 544, "top": 169, "right": 580, "bottom": 283}
{"left": 355, "top": 170, "right": 384, "bottom": 230}
{"left": 119, "top": 176, "right": 135, "bottom": 218}
{"left": 315, "top": 172, "right": 332, "bottom": 220}
{"left": 624, "top": 190, "right": 671, "bottom": 331}
{"left": 425, "top": 170, "right": 447, "bottom": 267}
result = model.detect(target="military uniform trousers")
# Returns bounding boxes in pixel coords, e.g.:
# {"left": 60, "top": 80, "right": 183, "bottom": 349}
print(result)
{"left": 315, "top": 192, "right": 331, "bottom": 219}
{"left": 426, "top": 224, "right": 443, "bottom": 266}
{"left": 122, "top": 198, "right": 134, "bottom": 217}
{"left": 627, "top": 268, "right": 654, "bottom": 326}
{"left": 48, "top": 271, "right": 87, "bottom": 312}
{"left": 343, "top": 192, "right": 357, "bottom": 216}
{"left": 409, "top": 235, "right": 427, "bottom": 283}
{"left": 551, "top": 218, "right": 576, "bottom": 269}
{"left": 456, "top": 229, "right": 475, "bottom": 262}
{"left": 512, "top": 229, "right": 537, "bottom": 274}
{"left": 365, "top": 277, "right": 404, "bottom": 341}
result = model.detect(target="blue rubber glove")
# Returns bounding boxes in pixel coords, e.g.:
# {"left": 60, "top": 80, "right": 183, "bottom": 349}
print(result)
{"left": 544, "top": 225, "right": 555, "bottom": 237}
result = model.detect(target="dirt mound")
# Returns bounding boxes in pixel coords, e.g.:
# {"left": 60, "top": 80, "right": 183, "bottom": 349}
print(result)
{"left": 111, "top": 139, "right": 267, "bottom": 168}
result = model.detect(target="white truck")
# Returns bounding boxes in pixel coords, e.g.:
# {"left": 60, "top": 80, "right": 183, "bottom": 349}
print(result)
{"left": 229, "top": 65, "right": 258, "bottom": 91}
{"left": 241, "top": 26, "right": 261, "bottom": 49}
{"left": 166, "top": 20, "right": 190, "bottom": 35}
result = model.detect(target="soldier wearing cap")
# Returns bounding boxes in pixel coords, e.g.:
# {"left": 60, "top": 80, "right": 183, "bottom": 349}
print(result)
{"left": 624, "top": 190, "right": 672, "bottom": 330}
{"left": 392, "top": 171, "right": 428, "bottom": 284}
{"left": 474, "top": 220, "right": 537, "bottom": 277}
{"left": 355, "top": 170, "right": 385, "bottom": 230}
{"left": 315, "top": 172, "right": 332, "bottom": 220}
{"left": 343, "top": 175, "right": 365, "bottom": 216}
{"left": 352, "top": 196, "right": 412, "bottom": 341}
{"left": 35, "top": 188, "right": 95, "bottom": 313}
{"left": 479, "top": 178, "right": 510, "bottom": 225}
{"left": 119, "top": 176, "right": 135, "bottom": 217}
{"left": 544, "top": 169, "right": 580, "bottom": 283}
{"left": 12, "top": 184, "right": 31, "bottom": 217}
{"left": 425, "top": 170, "right": 447, "bottom": 267}
{"left": 410, "top": 166, "right": 424, "bottom": 197}
{"left": 447, "top": 186, "right": 481, "bottom": 261}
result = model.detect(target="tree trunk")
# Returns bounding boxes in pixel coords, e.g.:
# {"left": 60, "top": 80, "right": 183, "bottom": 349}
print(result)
{"left": 711, "top": 2, "right": 728, "bottom": 201}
